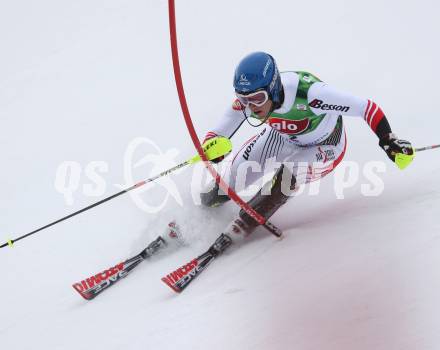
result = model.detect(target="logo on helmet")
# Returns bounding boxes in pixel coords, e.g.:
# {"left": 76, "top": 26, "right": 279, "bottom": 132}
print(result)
{"left": 269, "top": 66, "right": 279, "bottom": 93}
{"left": 239, "top": 74, "right": 251, "bottom": 86}
{"left": 262, "top": 59, "right": 272, "bottom": 77}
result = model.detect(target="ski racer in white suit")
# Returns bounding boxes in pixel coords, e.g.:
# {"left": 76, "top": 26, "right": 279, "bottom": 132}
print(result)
{"left": 200, "top": 52, "right": 414, "bottom": 233}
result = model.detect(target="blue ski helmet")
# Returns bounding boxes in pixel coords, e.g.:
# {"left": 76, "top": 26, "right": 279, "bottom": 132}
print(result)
{"left": 233, "top": 52, "right": 282, "bottom": 106}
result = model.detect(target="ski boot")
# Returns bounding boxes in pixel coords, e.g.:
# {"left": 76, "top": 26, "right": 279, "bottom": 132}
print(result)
{"left": 140, "top": 236, "right": 167, "bottom": 259}
{"left": 208, "top": 233, "right": 233, "bottom": 257}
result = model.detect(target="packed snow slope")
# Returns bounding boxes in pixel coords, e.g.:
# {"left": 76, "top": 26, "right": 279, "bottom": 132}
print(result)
{"left": 1, "top": 1, "right": 440, "bottom": 349}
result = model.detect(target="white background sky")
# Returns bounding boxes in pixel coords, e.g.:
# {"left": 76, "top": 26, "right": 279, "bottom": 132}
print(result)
{"left": 1, "top": 1, "right": 440, "bottom": 349}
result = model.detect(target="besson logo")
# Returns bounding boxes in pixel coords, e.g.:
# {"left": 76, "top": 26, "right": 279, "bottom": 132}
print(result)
{"left": 309, "top": 99, "right": 350, "bottom": 113}
{"left": 243, "top": 128, "right": 266, "bottom": 160}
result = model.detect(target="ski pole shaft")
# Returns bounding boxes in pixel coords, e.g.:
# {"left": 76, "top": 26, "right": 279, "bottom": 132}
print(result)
{"left": 0, "top": 136, "right": 233, "bottom": 249}
{"left": 0, "top": 160, "right": 190, "bottom": 249}
{"left": 415, "top": 144, "right": 440, "bottom": 152}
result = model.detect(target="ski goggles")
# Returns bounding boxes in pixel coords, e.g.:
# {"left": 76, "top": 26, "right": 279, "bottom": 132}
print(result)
{"left": 235, "top": 90, "right": 269, "bottom": 107}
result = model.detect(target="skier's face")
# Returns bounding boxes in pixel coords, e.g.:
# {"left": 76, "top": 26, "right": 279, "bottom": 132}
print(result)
{"left": 248, "top": 99, "right": 273, "bottom": 119}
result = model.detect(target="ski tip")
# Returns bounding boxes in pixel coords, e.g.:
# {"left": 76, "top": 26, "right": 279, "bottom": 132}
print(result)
{"left": 72, "top": 283, "right": 94, "bottom": 301}
{"left": 161, "top": 276, "right": 182, "bottom": 293}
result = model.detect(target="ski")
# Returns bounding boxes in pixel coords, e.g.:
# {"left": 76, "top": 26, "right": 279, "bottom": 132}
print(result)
{"left": 161, "top": 233, "right": 232, "bottom": 293}
{"left": 72, "top": 221, "right": 184, "bottom": 300}
{"left": 73, "top": 235, "right": 169, "bottom": 300}
{"left": 161, "top": 216, "right": 283, "bottom": 293}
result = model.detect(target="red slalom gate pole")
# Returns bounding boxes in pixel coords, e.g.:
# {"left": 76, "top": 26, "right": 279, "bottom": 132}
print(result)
{"left": 167, "top": 0, "right": 281, "bottom": 237}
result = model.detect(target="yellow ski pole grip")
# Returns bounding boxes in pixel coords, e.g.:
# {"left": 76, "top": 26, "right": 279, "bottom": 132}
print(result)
{"left": 394, "top": 148, "right": 415, "bottom": 170}
{"left": 2, "top": 141, "right": 235, "bottom": 249}
{"left": 189, "top": 136, "right": 232, "bottom": 164}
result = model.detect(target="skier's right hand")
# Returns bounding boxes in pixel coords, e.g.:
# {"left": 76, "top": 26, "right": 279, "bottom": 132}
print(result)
{"left": 202, "top": 133, "right": 229, "bottom": 163}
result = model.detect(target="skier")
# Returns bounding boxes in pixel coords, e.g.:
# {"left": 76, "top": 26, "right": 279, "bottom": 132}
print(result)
{"left": 200, "top": 51, "right": 414, "bottom": 234}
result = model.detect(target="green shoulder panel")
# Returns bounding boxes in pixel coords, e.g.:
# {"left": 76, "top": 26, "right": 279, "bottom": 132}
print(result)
{"left": 266, "top": 71, "right": 326, "bottom": 135}
{"left": 294, "top": 71, "right": 322, "bottom": 100}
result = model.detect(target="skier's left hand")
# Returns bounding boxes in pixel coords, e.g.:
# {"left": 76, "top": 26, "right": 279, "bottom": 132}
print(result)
{"left": 379, "top": 133, "right": 415, "bottom": 169}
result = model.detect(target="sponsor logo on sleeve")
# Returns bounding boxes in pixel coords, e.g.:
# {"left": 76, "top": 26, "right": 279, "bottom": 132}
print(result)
{"left": 309, "top": 99, "right": 350, "bottom": 113}
{"left": 242, "top": 128, "right": 266, "bottom": 160}
{"left": 268, "top": 117, "right": 310, "bottom": 135}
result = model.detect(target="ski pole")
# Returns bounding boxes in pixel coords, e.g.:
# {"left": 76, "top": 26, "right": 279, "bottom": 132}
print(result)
{"left": 415, "top": 144, "right": 440, "bottom": 152}
{"left": 0, "top": 137, "right": 232, "bottom": 249}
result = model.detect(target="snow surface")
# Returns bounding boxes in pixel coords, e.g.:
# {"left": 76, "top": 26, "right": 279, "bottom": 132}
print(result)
{"left": 1, "top": 1, "right": 440, "bottom": 349}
